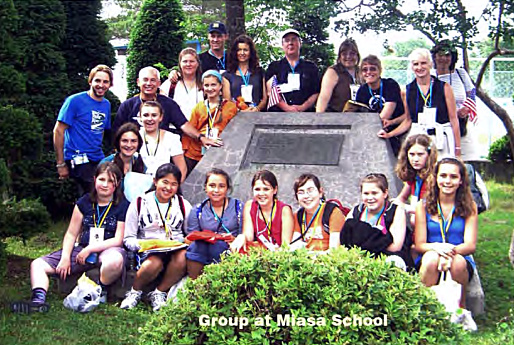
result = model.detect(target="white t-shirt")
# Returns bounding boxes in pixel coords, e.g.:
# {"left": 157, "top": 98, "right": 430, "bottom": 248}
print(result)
{"left": 436, "top": 68, "right": 474, "bottom": 109}
{"left": 173, "top": 81, "right": 203, "bottom": 121}
{"left": 160, "top": 79, "right": 204, "bottom": 121}
{"left": 140, "top": 129, "right": 183, "bottom": 176}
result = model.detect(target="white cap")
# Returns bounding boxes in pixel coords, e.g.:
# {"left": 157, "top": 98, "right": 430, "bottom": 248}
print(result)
{"left": 281, "top": 28, "right": 301, "bottom": 39}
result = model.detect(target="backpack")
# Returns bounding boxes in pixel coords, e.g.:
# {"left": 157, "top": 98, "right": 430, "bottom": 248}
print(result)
{"left": 196, "top": 198, "right": 243, "bottom": 231}
{"left": 465, "top": 163, "right": 489, "bottom": 214}
{"left": 136, "top": 194, "right": 187, "bottom": 236}
{"left": 293, "top": 200, "right": 349, "bottom": 243}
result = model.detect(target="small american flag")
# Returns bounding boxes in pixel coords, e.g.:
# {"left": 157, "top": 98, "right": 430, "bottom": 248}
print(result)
{"left": 463, "top": 88, "right": 477, "bottom": 124}
{"left": 268, "top": 75, "right": 284, "bottom": 110}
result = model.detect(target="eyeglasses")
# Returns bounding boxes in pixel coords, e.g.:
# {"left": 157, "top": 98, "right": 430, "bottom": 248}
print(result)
{"left": 361, "top": 66, "right": 378, "bottom": 73}
{"left": 296, "top": 187, "right": 318, "bottom": 197}
{"left": 283, "top": 37, "right": 300, "bottom": 44}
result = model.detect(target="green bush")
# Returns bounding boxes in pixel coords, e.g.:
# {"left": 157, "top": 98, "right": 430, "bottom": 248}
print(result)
{"left": 488, "top": 135, "right": 512, "bottom": 163}
{"left": 0, "top": 197, "right": 50, "bottom": 276}
{"left": 140, "top": 248, "right": 464, "bottom": 345}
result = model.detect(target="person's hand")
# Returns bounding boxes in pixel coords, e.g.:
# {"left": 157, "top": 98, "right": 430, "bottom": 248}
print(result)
{"left": 432, "top": 243, "right": 456, "bottom": 259}
{"left": 57, "top": 165, "right": 69, "bottom": 180}
{"left": 230, "top": 234, "right": 246, "bottom": 252}
{"left": 377, "top": 129, "right": 389, "bottom": 139}
{"left": 242, "top": 106, "right": 259, "bottom": 112}
{"left": 457, "top": 107, "right": 470, "bottom": 118}
{"left": 281, "top": 104, "right": 300, "bottom": 112}
{"left": 76, "top": 247, "right": 91, "bottom": 265}
{"left": 201, "top": 136, "right": 223, "bottom": 148}
{"left": 168, "top": 70, "right": 181, "bottom": 84}
{"left": 382, "top": 118, "right": 393, "bottom": 128}
{"left": 56, "top": 257, "right": 71, "bottom": 280}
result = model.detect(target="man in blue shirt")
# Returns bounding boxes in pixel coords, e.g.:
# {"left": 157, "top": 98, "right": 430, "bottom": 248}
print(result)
{"left": 53, "top": 64, "right": 113, "bottom": 195}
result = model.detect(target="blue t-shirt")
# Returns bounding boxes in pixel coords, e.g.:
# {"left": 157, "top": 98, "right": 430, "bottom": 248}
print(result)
{"left": 57, "top": 91, "right": 111, "bottom": 161}
{"left": 186, "top": 198, "right": 242, "bottom": 237}
{"left": 76, "top": 193, "right": 129, "bottom": 246}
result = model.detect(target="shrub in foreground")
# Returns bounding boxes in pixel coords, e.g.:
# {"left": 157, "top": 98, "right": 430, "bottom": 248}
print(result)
{"left": 140, "top": 247, "right": 464, "bottom": 345}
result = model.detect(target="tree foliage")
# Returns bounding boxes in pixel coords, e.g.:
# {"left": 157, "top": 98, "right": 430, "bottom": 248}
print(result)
{"left": 14, "top": 0, "right": 69, "bottom": 133}
{"left": 126, "top": 0, "right": 185, "bottom": 96}
{"left": 0, "top": 0, "right": 25, "bottom": 106}
{"left": 288, "top": 1, "right": 335, "bottom": 74}
{"left": 61, "top": 0, "right": 117, "bottom": 95}
{"left": 383, "top": 38, "right": 431, "bottom": 57}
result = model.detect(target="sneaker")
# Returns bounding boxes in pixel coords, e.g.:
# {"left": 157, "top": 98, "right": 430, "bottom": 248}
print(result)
{"left": 11, "top": 301, "right": 50, "bottom": 314}
{"left": 148, "top": 290, "right": 167, "bottom": 312}
{"left": 120, "top": 289, "right": 142, "bottom": 310}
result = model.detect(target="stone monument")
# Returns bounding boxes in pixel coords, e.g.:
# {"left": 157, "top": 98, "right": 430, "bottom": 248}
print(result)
{"left": 182, "top": 112, "right": 400, "bottom": 208}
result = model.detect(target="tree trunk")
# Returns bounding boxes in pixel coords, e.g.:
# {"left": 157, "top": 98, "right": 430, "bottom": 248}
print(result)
{"left": 225, "top": 0, "right": 245, "bottom": 44}
{"left": 476, "top": 88, "right": 514, "bottom": 166}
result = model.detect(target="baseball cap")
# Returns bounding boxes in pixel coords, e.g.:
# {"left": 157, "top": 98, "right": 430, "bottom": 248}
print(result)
{"left": 208, "top": 22, "right": 227, "bottom": 35}
{"left": 281, "top": 28, "right": 301, "bottom": 40}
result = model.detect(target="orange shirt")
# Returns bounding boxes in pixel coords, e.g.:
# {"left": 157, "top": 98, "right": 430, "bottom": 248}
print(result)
{"left": 182, "top": 99, "right": 238, "bottom": 162}
{"left": 293, "top": 204, "right": 345, "bottom": 251}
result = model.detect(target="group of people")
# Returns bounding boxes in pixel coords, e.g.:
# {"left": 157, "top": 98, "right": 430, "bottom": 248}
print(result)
{"left": 14, "top": 135, "right": 477, "bottom": 318}
{"left": 11, "top": 22, "right": 478, "bottom": 322}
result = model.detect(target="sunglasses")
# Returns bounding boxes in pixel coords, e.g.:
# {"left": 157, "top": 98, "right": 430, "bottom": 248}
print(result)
{"left": 361, "top": 66, "right": 378, "bottom": 73}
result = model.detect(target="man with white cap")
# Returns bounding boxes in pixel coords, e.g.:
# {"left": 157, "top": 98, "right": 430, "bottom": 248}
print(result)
{"left": 266, "top": 29, "right": 320, "bottom": 112}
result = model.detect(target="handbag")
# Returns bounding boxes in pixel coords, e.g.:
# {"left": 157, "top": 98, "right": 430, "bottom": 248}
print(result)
{"left": 430, "top": 271, "right": 461, "bottom": 313}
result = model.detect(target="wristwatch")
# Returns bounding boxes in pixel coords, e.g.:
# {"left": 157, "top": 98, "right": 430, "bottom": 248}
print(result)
{"left": 56, "top": 162, "right": 66, "bottom": 168}
{"left": 197, "top": 133, "right": 205, "bottom": 141}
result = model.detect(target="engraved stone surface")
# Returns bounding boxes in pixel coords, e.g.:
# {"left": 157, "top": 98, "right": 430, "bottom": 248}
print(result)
{"left": 244, "top": 128, "right": 344, "bottom": 166}
{"left": 182, "top": 112, "right": 400, "bottom": 208}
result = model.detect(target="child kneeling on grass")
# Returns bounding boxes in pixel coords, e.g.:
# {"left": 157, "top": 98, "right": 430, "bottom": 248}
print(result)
{"left": 11, "top": 162, "right": 129, "bottom": 313}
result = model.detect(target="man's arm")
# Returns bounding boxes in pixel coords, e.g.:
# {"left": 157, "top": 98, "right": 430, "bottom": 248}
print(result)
{"left": 53, "top": 121, "right": 70, "bottom": 179}
{"left": 298, "top": 93, "right": 319, "bottom": 112}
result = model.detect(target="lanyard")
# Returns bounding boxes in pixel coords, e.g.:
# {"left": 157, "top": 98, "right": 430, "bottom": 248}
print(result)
{"left": 238, "top": 67, "right": 251, "bottom": 86}
{"left": 414, "top": 175, "right": 424, "bottom": 198}
{"left": 209, "top": 49, "right": 225, "bottom": 70}
{"left": 93, "top": 201, "right": 113, "bottom": 228}
{"left": 364, "top": 203, "right": 386, "bottom": 227}
{"left": 437, "top": 202, "right": 455, "bottom": 243}
{"left": 288, "top": 60, "right": 299, "bottom": 74}
{"left": 416, "top": 80, "right": 433, "bottom": 107}
{"left": 368, "top": 80, "right": 383, "bottom": 109}
{"left": 257, "top": 201, "right": 276, "bottom": 239}
{"left": 302, "top": 203, "right": 323, "bottom": 234}
{"left": 210, "top": 198, "right": 230, "bottom": 233}
{"left": 205, "top": 99, "right": 221, "bottom": 133}
{"left": 154, "top": 194, "right": 173, "bottom": 238}
{"left": 144, "top": 130, "right": 160, "bottom": 156}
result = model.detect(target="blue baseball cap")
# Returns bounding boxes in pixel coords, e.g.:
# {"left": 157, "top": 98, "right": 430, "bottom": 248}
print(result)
{"left": 208, "top": 22, "right": 227, "bottom": 35}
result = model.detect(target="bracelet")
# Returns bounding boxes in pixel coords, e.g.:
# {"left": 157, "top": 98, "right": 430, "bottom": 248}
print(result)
{"left": 197, "top": 133, "right": 205, "bottom": 141}
{"left": 56, "top": 162, "right": 66, "bottom": 168}
{"left": 455, "top": 146, "right": 461, "bottom": 149}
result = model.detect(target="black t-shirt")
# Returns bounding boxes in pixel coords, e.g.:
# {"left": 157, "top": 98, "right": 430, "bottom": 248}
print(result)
{"left": 356, "top": 78, "right": 404, "bottom": 119}
{"left": 199, "top": 50, "right": 226, "bottom": 72}
{"left": 113, "top": 94, "right": 187, "bottom": 135}
{"left": 265, "top": 58, "right": 320, "bottom": 111}
{"left": 77, "top": 194, "right": 129, "bottom": 246}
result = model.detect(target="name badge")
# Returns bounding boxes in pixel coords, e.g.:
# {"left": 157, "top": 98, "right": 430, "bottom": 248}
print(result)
{"left": 89, "top": 227, "right": 104, "bottom": 244}
{"left": 350, "top": 84, "right": 360, "bottom": 101}
{"left": 410, "top": 195, "right": 419, "bottom": 210}
{"left": 208, "top": 127, "right": 219, "bottom": 139}
{"left": 287, "top": 73, "right": 300, "bottom": 91}
{"left": 279, "top": 83, "right": 293, "bottom": 94}
{"left": 240, "top": 84, "right": 253, "bottom": 103}
{"left": 72, "top": 153, "right": 89, "bottom": 166}
{"left": 257, "top": 234, "right": 278, "bottom": 251}
{"left": 419, "top": 107, "right": 437, "bottom": 126}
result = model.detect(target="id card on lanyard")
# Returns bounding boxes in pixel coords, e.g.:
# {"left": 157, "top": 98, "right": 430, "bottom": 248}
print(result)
{"left": 90, "top": 201, "right": 113, "bottom": 244}
{"left": 287, "top": 60, "right": 300, "bottom": 91}
{"left": 239, "top": 67, "right": 254, "bottom": 103}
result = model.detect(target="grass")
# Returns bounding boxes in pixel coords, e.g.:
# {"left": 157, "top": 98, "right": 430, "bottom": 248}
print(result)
{"left": 1, "top": 181, "right": 514, "bottom": 344}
